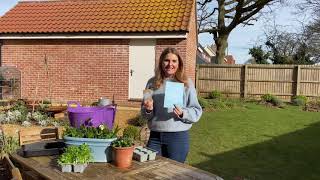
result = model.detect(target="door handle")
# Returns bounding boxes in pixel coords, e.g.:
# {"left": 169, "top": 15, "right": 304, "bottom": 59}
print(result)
{"left": 130, "top": 69, "right": 134, "bottom": 76}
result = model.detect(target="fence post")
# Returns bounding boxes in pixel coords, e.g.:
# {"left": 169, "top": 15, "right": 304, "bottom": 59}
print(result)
{"left": 295, "top": 65, "right": 301, "bottom": 97}
{"left": 241, "top": 65, "right": 248, "bottom": 98}
{"left": 195, "top": 64, "right": 199, "bottom": 96}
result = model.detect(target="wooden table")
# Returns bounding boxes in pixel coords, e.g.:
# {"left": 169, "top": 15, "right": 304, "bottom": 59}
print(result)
{"left": 10, "top": 153, "right": 223, "bottom": 180}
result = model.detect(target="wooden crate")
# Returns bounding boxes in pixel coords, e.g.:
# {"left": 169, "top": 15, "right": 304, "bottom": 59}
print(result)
{"left": 0, "top": 124, "right": 64, "bottom": 139}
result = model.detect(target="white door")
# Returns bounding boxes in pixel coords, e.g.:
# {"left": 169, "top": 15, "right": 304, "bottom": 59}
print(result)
{"left": 129, "top": 39, "right": 155, "bottom": 99}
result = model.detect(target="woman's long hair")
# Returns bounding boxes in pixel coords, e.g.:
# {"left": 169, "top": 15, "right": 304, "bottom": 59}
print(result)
{"left": 154, "top": 47, "right": 188, "bottom": 89}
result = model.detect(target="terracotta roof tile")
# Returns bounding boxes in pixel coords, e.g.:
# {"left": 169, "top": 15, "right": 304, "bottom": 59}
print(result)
{"left": 0, "top": 0, "right": 193, "bottom": 34}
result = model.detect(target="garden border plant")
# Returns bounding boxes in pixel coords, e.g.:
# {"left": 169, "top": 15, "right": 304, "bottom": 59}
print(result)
{"left": 198, "top": 90, "right": 245, "bottom": 111}
{"left": 0, "top": 134, "right": 19, "bottom": 158}
{"left": 127, "top": 114, "right": 149, "bottom": 146}
{"left": 260, "top": 93, "right": 284, "bottom": 108}
{"left": 0, "top": 99, "right": 64, "bottom": 127}
{"left": 292, "top": 95, "right": 308, "bottom": 106}
{"left": 304, "top": 98, "right": 320, "bottom": 112}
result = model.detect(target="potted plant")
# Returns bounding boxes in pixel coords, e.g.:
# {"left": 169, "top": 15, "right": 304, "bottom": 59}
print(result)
{"left": 112, "top": 137, "right": 135, "bottom": 168}
{"left": 63, "top": 125, "right": 119, "bottom": 162}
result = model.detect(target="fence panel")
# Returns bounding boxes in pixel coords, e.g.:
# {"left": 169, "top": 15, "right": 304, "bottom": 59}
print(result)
{"left": 196, "top": 64, "right": 320, "bottom": 101}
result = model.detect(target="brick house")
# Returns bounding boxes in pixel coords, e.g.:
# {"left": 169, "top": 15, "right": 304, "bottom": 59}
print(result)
{"left": 225, "top": 55, "right": 236, "bottom": 64}
{"left": 0, "top": 0, "right": 197, "bottom": 106}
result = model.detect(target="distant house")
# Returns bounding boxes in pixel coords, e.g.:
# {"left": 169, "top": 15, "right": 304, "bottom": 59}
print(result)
{"left": 225, "top": 55, "right": 236, "bottom": 64}
{"left": 197, "top": 43, "right": 236, "bottom": 64}
{"left": 0, "top": 0, "right": 197, "bottom": 106}
{"left": 196, "top": 44, "right": 211, "bottom": 64}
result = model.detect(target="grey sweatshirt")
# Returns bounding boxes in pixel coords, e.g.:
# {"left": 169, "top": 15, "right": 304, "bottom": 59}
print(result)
{"left": 141, "top": 77, "right": 202, "bottom": 132}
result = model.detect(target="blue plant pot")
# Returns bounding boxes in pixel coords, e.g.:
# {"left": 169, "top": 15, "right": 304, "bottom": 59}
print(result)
{"left": 64, "top": 136, "right": 117, "bottom": 162}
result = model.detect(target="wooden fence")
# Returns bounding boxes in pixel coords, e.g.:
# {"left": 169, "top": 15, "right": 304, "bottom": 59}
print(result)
{"left": 196, "top": 64, "right": 320, "bottom": 101}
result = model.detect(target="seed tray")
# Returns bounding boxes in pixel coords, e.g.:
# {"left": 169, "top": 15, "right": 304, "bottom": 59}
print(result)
{"left": 133, "top": 146, "right": 157, "bottom": 162}
{"left": 21, "top": 140, "right": 65, "bottom": 157}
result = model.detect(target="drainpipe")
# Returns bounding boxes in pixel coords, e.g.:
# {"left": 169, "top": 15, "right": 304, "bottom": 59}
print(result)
{"left": 0, "top": 40, "right": 2, "bottom": 67}
{"left": 0, "top": 40, "right": 2, "bottom": 99}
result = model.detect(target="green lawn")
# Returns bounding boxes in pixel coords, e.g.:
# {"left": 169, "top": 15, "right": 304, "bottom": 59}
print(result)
{"left": 187, "top": 103, "right": 320, "bottom": 180}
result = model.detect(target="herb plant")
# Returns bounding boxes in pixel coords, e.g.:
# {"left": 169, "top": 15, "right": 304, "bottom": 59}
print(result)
{"left": 111, "top": 137, "right": 134, "bottom": 148}
{"left": 122, "top": 125, "right": 140, "bottom": 141}
{"left": 58, "top": 144, "right": 93, "bottom": 165}
{"left": 76, "top": 144, "right": 93, "bottom": 164}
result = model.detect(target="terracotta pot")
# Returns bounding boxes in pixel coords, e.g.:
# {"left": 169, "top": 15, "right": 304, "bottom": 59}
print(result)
{"left": 113, "top": 146, "right": 134, "bottom": 168}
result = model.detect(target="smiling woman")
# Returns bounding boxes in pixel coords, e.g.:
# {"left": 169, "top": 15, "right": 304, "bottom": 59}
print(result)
{"left": 141, "top": 47, "right": 203, "bottom": 163}
{"left": 162, "top": 53, "right": 179, "bottom": 78}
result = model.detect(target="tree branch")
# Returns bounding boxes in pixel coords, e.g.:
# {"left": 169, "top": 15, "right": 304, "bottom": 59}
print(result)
{"left": 239, "top": 4, "right": 264, "bottom": 24}
{"left": 226, "top": 0, "right": 245, "bottom": 31}
{"left": 204, "top": 8, "right": 219, "bottom": 19}
{"left": 199, "top": 27, "right": 218, "bottom": 34}
{"left": 224, "top": 0, "right": 237, "bottom": 6}
{"left": 225, "top": 6, "right": 237, "bottom": 14}
{"left": 241, "top": 0, "right": 272, "bottom": 13}
{"left": 197, "top": 0, "right": 213, "bottom": 8}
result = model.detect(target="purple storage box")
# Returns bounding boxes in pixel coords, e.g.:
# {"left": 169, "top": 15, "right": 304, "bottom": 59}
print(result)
{"left": 67, "top": 101, "right": 116, "bottom": 129}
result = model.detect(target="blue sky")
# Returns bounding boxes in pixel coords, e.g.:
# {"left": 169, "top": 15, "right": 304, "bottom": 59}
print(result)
{"left": 0, "top": 0, "right": 303, "bottom": 64}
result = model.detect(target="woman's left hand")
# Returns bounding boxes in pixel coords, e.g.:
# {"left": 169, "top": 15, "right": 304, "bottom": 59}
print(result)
{"left": 173, "top": 105, "right": 183, "bottom": 118}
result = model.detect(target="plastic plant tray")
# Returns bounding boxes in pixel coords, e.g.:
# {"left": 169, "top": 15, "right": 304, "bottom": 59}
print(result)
{"left": 133, "top": 146, "right": 157, "bottom": 162}
{"left": 21, "top": 140, "right": 65, "bottom": 158}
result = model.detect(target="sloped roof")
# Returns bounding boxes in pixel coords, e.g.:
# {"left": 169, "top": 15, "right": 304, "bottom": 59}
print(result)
{"left": 0, "top": 0, "right": 193, "bottom": 34}
{"left": 225, "top": 55, "right": 236, "bottom": 64}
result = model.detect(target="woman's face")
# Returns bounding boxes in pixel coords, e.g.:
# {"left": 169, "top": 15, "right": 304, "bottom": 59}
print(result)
{"left": 162, "top": 53, "right": 179, "bottom": 78}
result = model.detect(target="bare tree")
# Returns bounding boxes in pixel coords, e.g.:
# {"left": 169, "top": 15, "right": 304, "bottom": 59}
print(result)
{"left": 304, "top": 19, "right": 320, "bottom": 62}
{"left": 296, "top": 0, "right": 320, "bottom": 12}
{"left": 296, "top": 0, "right": 320, "bottom": 62}
{"left": 197, "top": 0, "right": 280, "bottom": 64}
{"left": 249, "top": 24, "right": 319, "bottom": 64}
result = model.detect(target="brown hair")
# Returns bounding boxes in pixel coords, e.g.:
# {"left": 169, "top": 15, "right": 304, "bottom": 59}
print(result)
{"left": 154, "top": 47, "right": 188, "bottom": 89}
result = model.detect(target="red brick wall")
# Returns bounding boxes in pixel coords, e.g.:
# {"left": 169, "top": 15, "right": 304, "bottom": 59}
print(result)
{"left": 1, "top": 39, "right": 131, "bottom": 105}
{"left": 1, "top": 30, "right": 196, "bottom": 107}
{"left": 185, "top": 0, "right": 197, "bottom": 83}
{"left": 155, "top": 39, "right": 187, "bottom": 71}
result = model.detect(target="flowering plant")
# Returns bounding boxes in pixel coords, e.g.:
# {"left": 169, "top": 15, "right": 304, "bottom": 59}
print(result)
{"left": 64, "top": 125, "right": 120, "bottom": 139}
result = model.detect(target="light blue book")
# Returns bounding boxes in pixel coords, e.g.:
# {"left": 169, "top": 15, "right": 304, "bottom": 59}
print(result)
{"left": 164, "top": 81, "right": 184, "bottom": 108}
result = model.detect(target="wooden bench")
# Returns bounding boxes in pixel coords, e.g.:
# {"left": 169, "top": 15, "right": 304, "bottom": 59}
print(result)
{"left": 19, "top": 127, "right": 59, "bottom": 145}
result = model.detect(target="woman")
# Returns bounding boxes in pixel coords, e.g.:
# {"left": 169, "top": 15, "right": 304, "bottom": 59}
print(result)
{"left": 141, "top": 47, "right": 202, "bottom": 163}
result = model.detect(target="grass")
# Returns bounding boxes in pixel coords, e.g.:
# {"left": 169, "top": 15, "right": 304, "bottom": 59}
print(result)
{"left": 187, "top": 102, "right": 320, "bottom": 180}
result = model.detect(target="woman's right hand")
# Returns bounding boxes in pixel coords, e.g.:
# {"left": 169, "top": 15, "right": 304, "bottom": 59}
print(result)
{"left": 143, "top": 99, "right": 153, "bottom": 111}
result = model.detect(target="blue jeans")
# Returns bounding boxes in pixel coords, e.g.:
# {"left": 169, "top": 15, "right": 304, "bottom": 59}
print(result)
{"left": 147, "top": 131, "right": 189, "bottom": 163}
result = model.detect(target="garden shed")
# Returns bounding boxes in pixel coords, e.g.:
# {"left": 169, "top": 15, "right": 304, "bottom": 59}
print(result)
{"left": 0, "top": 0, "right": 197, "bottom": 106}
